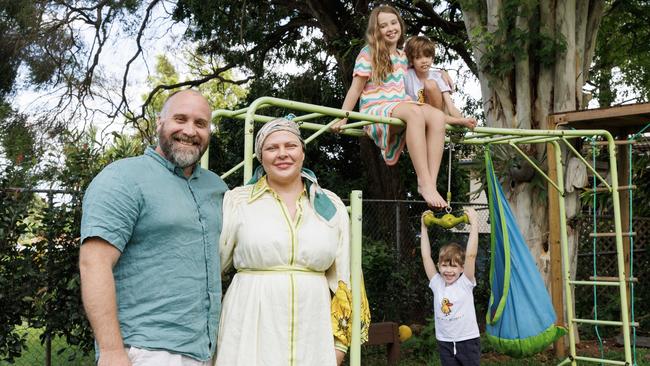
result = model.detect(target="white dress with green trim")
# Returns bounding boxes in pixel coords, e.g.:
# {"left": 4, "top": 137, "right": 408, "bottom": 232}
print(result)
{"left": 215, "top": 176, "right": 369, "bottom": 366}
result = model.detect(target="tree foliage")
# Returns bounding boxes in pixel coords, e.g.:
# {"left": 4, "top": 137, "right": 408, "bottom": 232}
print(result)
{"left": 591, "top": 0, "right": 650, "bottom": 105}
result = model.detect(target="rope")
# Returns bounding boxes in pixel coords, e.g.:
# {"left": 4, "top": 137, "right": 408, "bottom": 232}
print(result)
{"left": 445, "top": 143, "right": 454, "bottom": 214}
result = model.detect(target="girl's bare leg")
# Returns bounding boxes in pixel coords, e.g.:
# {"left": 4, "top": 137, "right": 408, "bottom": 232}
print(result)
{"left": 391, "top": 103, "right": 447, "bottom": 208}
{"left": 420, "top": 105, "right": 447, "bottom": 207}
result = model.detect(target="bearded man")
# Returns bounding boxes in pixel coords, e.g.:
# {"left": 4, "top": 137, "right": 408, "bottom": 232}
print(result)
{"left": 79, "top": 89, "right": 228, "bottom": 366}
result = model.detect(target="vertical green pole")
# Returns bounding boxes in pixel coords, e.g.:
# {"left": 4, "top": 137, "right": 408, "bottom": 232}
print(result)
{"left": 552, "top": 141, "right": 577, "bottom": 366}
{"left": 349, "top": 190, "right": 362, "bottom": 366}
{"left": 200, "top": 146, "right": 209, "bottom": 170}
{"left": 243, "top": 99, "right": 268, "bottom": 183}
{"left": 605, "top": 134, "right": 633, "bottom": 364}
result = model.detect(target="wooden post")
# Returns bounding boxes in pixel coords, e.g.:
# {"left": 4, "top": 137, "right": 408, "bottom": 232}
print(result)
{"left": 367, "top": 322, "right": 400, "bottom": 365}
{"left": 547, "top": 115, "right": 566, "bottom": 358}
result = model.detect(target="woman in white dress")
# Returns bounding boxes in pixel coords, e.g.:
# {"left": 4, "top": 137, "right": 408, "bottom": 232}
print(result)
{"left": 215, "top": 118, "right": 370, "bottom": 366}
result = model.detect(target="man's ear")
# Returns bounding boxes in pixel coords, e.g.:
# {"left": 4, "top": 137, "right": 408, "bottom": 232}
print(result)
{"left": 156, "top": 117, "right": 162, "bottom": 133}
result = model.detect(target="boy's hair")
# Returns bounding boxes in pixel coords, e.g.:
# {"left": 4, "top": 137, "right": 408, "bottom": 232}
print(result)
{"left": 404, "top": 36, "right": 436, "bottom": 63}
{"left": 366, "top": 5, "right": 406, "bottom": 83}
{"left": 438, "top": 242, "right": 465, "bottom": 266}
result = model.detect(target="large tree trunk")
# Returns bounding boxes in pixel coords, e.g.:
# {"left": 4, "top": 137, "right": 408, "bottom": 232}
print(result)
{"left": 461, "top": 1, "right": 605, "bottom": 332}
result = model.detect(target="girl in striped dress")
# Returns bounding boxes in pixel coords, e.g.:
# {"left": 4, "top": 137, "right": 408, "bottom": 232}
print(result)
{"left": 333, "top": 5, "right": 476, "bottom": 209}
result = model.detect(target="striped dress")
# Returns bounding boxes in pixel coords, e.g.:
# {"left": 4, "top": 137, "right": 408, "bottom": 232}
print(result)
{"left": 354, "top": 45, "right": 412, "bottom": 165}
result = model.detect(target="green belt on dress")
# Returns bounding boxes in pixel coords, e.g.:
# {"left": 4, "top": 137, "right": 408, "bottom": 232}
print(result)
{"left": 237, "top": 265, "right": 325, "bottom": 276}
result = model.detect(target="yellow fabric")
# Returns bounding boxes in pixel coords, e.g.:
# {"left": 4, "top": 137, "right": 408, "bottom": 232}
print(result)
{"left": 331, "top": 280, "right": 371, "bottom": 348}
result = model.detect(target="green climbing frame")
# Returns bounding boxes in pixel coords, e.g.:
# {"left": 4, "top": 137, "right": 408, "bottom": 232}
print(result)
{"left": 209, "top": 96, "right": 635, "bottom": 366}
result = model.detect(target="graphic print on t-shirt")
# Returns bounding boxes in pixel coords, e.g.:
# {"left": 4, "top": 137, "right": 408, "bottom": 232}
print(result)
{"left": 441, "top": 298, "right": 454, "bottom": 316}
{"left": 417, "top": 88, "right": 425, "bottom": 103}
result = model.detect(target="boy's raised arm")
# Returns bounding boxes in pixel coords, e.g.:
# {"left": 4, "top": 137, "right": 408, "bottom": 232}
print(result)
{"left": 463, "top": 207, "right": 479, "bottom": 283}
{"left": 420, "top": 211, "right": 438, "bottom": 281}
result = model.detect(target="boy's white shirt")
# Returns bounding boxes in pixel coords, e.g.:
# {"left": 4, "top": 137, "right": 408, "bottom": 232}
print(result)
{"left": 429, "top": 273, "right": 480, "bottom": 342}
{"left": 404, "top": 68, "right": 451, "bottom": 103}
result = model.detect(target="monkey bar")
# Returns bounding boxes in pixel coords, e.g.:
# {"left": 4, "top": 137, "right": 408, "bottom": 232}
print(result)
{"left": 210, "top": 97, "right": 633, "bottom": 366}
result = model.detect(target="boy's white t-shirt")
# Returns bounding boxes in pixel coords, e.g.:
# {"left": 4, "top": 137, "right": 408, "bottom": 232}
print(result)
{"left": 429, "top": 273, "right": 480, "bottom": 342}
{"left": 404, "top": 68, "right": 452, "bottom": 103}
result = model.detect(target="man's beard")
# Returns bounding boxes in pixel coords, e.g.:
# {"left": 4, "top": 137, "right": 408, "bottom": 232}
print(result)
{"left": 159, "top": 132, "right": 206, "bottom": 168}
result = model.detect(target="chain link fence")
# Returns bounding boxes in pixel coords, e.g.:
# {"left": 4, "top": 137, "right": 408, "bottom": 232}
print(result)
{"left": 0, "top": 324, "right": 92, "bottom": 366}
{"left": 355, "top": 199, "right": 492, "bottom": 326}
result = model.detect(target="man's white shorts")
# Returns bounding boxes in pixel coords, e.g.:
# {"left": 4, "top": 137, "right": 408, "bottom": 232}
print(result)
{"left": 126, "top": 347, "right": 212, "bottom": 366}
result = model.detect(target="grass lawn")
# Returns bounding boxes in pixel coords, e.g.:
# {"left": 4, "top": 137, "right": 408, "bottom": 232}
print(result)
{"left": 356, "top": 338, "right": 650, "bottom": 365}
{"left": 0, "top": 326, "right": 93, "bottom": 366}
{"left": 4, "top": 327, "right": 648, "bottom": 365}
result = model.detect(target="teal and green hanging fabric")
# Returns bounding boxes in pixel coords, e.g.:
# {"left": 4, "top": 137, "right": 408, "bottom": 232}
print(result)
{"left": 484, "top": 148, "right": 567, "bottom": 357}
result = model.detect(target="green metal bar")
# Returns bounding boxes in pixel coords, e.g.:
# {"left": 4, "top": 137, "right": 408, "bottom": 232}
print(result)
{"left": 473, "top": 134, "right": 518, "bottom": 144}
{"left": 304, "top": 119, "right": 344, "bottom": 144}
{"left": 573, "top": 356, "right": 627, "bottom": 365}
{"left": 561, "top": 138, "right": 611, "bottom": 191}
{"left": 300, "top": 121, "right": 365, "bottom": 137}
{"left": 220, "top": 159, "right": 247, "bottom": 180}
{"left": 461, "top": 133, "right": 491, "bottom": 140}
{"left": 291, "top": 112, "right": 325, "bottom": 122}
{"left": 349, "top": 190, "right": 363, "bottom": 366}
{"left": 573, "top": 318, "right": 632, "bottom": 327}
{"left": 604, "top": 133, "right": 633, "bottom": 365}
{"left": 509, "top": 142, "right": 564, "bottom": 194}
{"left": 220, "top": 111, "right": 326, "bottom": 123}
{"left": 557, "top": 357, "right": 572, "bottom": 366}
{"left": 552, "top": 140, "right": 577, "bottom": 366}
{"left": 569, "top": 280, "right": 623, "bottom": 287}
{"left": 242, "top": 100, "right": 269, "bottom": 183}
{"left": 213, "top": 106, "right": 251, "bottom": 119}
{"left": 200, "top": 146, "right": 209, "bottom": 170}
{"left": 508, "top": 135, "right": 561, "bottom": 145}
{"left": 221, "top": 119, "right": 357, "bottom": 180}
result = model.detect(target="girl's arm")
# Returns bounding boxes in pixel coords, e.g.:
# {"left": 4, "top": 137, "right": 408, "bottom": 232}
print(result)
{"left": 332, "top": 75, "right": 368, "bottom": 132}
{"left": 420, "top": 211, "right": 437, "bottom": 281}
{"left": 463, "top": 207, "right": 479, "bottom": 283}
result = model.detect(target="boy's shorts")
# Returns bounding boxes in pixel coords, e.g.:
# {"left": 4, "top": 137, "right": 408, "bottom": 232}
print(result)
{"left": 437, "top": 337, "right": 480, "bottom": 366}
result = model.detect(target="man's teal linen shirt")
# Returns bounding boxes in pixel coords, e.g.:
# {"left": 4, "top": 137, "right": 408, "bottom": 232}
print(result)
{"left": 80, "top": 147, "right": 228, "bottom": 361}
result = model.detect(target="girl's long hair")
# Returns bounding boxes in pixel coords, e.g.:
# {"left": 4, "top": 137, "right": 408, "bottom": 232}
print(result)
{"left": 366, "top": 5, "right": 406, "bottom": 84}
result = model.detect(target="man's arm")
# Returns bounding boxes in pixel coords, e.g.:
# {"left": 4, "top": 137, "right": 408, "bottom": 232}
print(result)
{"left": 79, "top": 238, "right": 131, "bottom": 366}
{"left": 463, "top": 208, "right": 479, "bottom": 283}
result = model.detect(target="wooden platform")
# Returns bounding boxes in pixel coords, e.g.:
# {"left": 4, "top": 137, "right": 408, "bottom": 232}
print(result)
{"left": 549, "top": 102, "right": 650, "bottom": 135}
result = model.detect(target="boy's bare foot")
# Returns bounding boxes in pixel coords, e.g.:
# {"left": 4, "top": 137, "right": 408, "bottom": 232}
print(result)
{"left": 418, "top": 185, "right": 448, "bottom": 209}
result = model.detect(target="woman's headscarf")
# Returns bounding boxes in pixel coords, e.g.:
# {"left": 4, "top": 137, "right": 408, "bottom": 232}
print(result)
{"left": 254, "top": 117, "right": 305, "bottom": 162}
{"left": 249, "top": 117, "right": 336, "bottom": 224}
